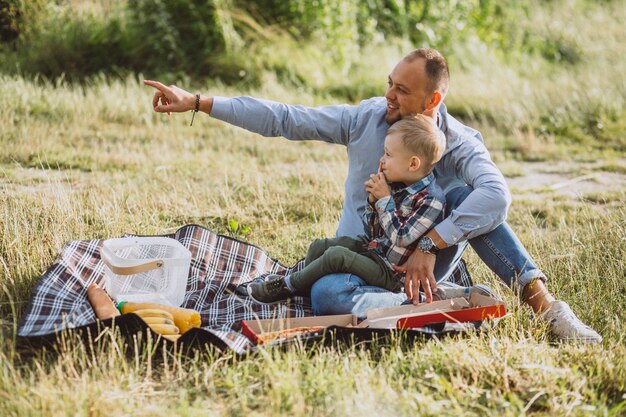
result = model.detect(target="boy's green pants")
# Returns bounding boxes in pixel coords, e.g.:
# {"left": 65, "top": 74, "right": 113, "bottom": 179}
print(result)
{"left": 289, "top": 236, "right": 402, "bottom": 293}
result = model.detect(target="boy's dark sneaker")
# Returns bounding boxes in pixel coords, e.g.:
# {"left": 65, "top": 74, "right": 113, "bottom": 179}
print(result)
{"left": 248, "top": 274, "right": 293, "bottom": 304}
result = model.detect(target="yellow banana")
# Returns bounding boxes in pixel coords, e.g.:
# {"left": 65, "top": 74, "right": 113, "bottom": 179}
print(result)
{"left": 141, "top": 317, "right": 175, "bottom": 326}
{"left": 148, "top": 323, "right": 180, "bottom": 335}
{"left": 162, "top": 334, "right": 181, "bottom": 343}
{"left": 119, "top": 302, "right": 201, "bottom": 335}
{"left": 132, "top": 309, "right": 174, "bottom": 321}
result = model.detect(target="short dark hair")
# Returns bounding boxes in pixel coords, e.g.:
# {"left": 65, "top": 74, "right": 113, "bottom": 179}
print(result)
{"left": 387, "top": 114, "right": 446, "bottom": 169}
{"left": 403, "top": 48, "right": 449, "bottom": 96}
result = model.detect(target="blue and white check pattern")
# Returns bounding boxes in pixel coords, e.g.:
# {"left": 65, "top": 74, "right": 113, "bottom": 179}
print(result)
{"left": 364, "top": 172, "right": 445, "bottom": 269}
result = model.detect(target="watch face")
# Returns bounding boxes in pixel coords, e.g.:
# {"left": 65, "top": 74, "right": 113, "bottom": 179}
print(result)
{"left": 419, "top": 237, "right": 433, "bottom": 252}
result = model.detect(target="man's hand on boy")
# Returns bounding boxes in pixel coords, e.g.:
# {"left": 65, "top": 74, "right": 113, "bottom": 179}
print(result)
{"left": 394, "top": 251, "right": 437, "bottom": 304}
{"left": 394, "top": 230, "right": 447, "bottom": 304}
{"left": 364, "top": 173, "right": 391, "bottom": 201}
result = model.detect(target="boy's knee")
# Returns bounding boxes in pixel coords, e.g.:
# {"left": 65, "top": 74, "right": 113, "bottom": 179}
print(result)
{"left": 307, "top": 238, "right": 329, "bottom": 260}
{"left": 322, "top": 246, "right": 354, "bottom": 270}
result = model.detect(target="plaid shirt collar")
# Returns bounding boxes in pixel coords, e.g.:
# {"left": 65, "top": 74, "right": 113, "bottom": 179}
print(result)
{"left": 390, "top": 172, "right": 435, "bottom": 196}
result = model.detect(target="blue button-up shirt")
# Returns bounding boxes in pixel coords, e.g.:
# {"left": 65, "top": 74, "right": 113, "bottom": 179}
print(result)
{"left": 210, "top": 96, "right": 511, "bottom": 246}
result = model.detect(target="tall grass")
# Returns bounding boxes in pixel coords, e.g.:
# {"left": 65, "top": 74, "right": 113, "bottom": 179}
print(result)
{"left": 1, "top": 76, "right": 625, "bottom": 417}
{"left": 1, "top": 0, "right": 625, "bottom": 415}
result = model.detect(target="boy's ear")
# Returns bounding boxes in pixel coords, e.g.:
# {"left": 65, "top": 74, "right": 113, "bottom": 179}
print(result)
{"left": 409, "top": 156, "right": 421, "bottom": 172}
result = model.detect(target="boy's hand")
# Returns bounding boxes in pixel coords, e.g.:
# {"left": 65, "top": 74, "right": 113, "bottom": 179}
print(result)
{"left": 365, "top": 172, "right": 391, "bottom": 201}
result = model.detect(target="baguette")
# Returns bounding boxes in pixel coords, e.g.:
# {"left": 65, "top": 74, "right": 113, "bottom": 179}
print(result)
{"left": 87, "top": 283, "right": 120, "bottom": 320}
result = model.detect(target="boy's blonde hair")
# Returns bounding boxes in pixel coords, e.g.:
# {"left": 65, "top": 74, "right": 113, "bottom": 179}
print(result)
{"left": 387, "top": 114, "right": 446, "bottom": 169}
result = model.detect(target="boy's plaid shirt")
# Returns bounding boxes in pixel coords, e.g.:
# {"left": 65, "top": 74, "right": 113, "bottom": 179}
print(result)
{"left": 363, "top": 172, "right": 445, "bottom": 269}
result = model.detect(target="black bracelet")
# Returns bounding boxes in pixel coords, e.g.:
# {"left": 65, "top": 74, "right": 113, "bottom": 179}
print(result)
{"left": 190, "top": 93, "right": 200, "bottom": 126}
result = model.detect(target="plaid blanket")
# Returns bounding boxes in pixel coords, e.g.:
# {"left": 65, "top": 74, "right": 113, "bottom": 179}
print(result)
{"left": 18, "top": 224, "right": 472, "bottom": 354}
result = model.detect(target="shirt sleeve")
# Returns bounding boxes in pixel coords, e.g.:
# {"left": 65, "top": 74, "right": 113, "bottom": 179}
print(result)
{"left": 210, "top": 96, "right": 357, "bottom": 145}
{"left": 374, "top": 194, "right": 444, "bottom": 248}
{"left": 434, "top": 139, "right": 512, "bottom": 245}
{"left": 362, "top": 200, "right": 377, "bottom": 237}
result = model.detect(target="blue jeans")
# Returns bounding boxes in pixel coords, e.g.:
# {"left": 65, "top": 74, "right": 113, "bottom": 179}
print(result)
{"left": 310, "top": 186, "right": 546, "bottom": 319}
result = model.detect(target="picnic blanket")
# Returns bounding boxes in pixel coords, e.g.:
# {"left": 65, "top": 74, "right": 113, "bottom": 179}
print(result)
{"left": 17, "top": 224, "right": 473, "bottom": 354}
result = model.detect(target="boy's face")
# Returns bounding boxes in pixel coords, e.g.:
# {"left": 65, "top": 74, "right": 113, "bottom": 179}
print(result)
{"left": 379, "top": 132, "right": 415, "bottom": 184}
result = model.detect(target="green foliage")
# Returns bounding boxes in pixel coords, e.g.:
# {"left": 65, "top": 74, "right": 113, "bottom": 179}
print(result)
{"left": 0, "top": 0, "right": 46, "bottom": 43}
{"left": 3, "top": 0, "right": 230, "bottom": 78}
{"left": 0, "top": 0, "right": 590, "bottom": 80}
{"left": 15, "top": 5, "right": 128, "bottom": 77}
{"left": 0, "top": 0, "right": 20, "bottom": 42}
{"left": 227, "top": 218, "right": 251, "bottom": 237}
{"left": 236, "top": 0, "right": 520, "bottom": 65}
{"left": 126, "top": 0, "right": 227, "bottom": 76}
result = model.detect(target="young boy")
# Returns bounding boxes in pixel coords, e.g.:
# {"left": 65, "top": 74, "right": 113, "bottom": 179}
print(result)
{"left": 248, "top": 115, "right": 447, "bottom": 304}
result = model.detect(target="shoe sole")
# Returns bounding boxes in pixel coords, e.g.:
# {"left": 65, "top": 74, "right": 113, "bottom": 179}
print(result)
{"left": 553, "top": 336, "right": 603, "bottom": 344}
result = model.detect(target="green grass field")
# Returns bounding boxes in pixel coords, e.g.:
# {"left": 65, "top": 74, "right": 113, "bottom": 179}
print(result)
{"left": 1, "top": 1, "right": 625, "bottom": 415}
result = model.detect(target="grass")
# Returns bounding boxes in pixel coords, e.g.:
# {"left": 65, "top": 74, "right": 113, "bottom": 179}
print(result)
{"left": 1, "top": 1, "right": 626, "bottom": 415}
{"left": 1, "top": 85, "right": 624, "bottom": 417}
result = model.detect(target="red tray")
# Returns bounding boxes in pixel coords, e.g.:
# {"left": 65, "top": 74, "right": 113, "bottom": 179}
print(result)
{"left": 395, "top": 303, "right": 506, "bottom": 328}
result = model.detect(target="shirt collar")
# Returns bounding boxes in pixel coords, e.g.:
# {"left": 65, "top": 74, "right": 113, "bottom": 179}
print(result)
{"left": 438, "top": 102, "right": 447, "bottom": 133}
{"left": 394, "top": 172, "right": 435, "bottom": 195}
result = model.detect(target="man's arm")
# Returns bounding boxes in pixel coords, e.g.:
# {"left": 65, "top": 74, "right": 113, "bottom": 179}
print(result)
{"left": 143, "top": 80, "right": 356, "bottom": 146}
{"left": 410, "top": 138, "right": 510, "bottom": 252}
{"left": 210, "top": 97, "right": 355, "bottom": 145}
{"left": 434, "top": 139, "right": 511, "bottom": 245}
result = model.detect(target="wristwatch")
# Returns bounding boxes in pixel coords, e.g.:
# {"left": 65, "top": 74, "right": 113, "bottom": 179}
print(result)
{"left": 417, "top": 236, "right": 439, "bottom": 254}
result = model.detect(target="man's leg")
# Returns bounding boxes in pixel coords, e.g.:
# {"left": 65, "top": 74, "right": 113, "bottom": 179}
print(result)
{"left": 445, "top": 185, "right": 601, "bottom": 343}
{"left": 437, "top": 186, "right": 541, "bottom": 289}
{"left": 309, "top": 271, "right": 485, "bottom": 318}
{"left": 310, "top": 273, "right": 407, "bottom": 319}
{"left": 431, "top": 187, "right": 473, "bottom": 283}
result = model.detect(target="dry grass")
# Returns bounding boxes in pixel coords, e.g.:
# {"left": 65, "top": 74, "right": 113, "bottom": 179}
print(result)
{"left": 1, "top": 1, "right": 625, "bottom": 415}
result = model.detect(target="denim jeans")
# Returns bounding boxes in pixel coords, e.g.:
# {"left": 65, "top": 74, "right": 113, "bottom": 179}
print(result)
{"left": 310, "top": 185, "right": 546, "bottom": 319}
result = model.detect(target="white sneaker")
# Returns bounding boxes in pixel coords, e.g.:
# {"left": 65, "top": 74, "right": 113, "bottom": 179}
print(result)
{"left": 539, "top": 300, "right": 602, "bottom": 344}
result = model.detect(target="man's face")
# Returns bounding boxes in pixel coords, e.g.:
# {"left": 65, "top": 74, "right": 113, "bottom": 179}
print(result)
{"left": 384, "top": 58, "right": 431, "bottom": 125}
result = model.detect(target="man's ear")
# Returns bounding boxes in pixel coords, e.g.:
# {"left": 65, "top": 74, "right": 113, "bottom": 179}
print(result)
{"left": 423, "top": 91, "right": 443, "bottom": 117}
{"left": 409, "top": 156, "right": 422, "bottom": 172}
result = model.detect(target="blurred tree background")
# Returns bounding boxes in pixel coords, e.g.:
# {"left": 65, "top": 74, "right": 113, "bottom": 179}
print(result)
{"left": 0, "top": 0, "right": 589, "bottom": 84}
{"left": 1, "top": 0, "right": 623, "bottom": 154}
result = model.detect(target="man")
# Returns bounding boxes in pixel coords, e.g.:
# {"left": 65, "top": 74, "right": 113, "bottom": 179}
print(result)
{"left": 144, "top": 48, "right": 601, "bottom": 343}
